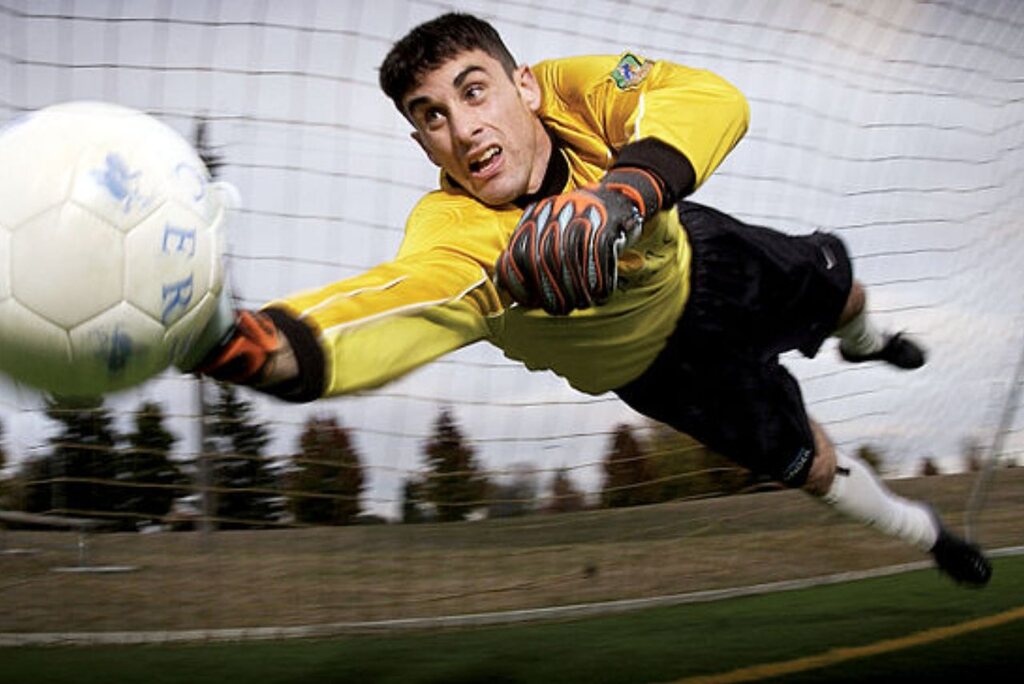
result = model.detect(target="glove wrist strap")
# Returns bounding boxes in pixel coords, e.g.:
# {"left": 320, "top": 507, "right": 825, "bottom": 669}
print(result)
{"left": 600, "top": 167, "right": 663, "bottom": 219}
{"left": 259, "top": 308, "right": 326, "bottom": 403}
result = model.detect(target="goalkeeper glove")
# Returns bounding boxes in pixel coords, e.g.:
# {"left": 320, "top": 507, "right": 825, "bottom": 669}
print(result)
{"left": 195, "top": 309, "right": 293, "bottom": 386}
{"left": 495, "top": 167, "right": 663, "bottom": 315}
{"left": 188, "top": 306, "right": 325, "bottom": 402}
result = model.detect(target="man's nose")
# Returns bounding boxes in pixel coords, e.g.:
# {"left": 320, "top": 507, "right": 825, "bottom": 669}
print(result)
{"left": 451, "top": 110, "right": 484, "bottom": 144}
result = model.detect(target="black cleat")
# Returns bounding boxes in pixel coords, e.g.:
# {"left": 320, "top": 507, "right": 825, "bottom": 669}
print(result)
{"left": 840, "top": 333, "right": 926, "bottom": 369}
{"left": 930, "top": 526, "right": 992, "bottom": 587}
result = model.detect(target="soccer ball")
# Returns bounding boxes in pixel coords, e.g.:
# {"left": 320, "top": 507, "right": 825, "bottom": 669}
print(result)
{"left": 0, "top": 101, "right": 231, "bottom": 397}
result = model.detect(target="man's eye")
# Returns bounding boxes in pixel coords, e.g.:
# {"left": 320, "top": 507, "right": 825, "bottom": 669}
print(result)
{"left": 423, "top": 109, "right": 444, "bottom": 126}
{"left": 465, "top": 85, "right": 484, "bottom": 101}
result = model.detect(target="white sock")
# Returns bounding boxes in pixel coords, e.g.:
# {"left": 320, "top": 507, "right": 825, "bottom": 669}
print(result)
{"left": 835, "top": 309, "right": 885, "bottom": 355}
{"left": 822, "top": 452, "right": 939, "bottom": 551}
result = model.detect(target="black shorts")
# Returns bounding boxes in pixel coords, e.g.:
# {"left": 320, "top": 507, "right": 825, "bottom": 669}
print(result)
{"left": 615, "top": 201, "right": 853, "bottom": 486}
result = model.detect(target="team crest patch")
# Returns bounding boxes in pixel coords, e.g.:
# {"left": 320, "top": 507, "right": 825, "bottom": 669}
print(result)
{"left": 610, "top": 53, "right": 653, "bottom": 90}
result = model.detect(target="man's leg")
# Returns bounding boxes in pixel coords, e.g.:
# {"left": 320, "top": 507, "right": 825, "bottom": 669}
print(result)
{"left": 804, "top": 419, "right": 992, "bottom": 586}
{"left": 625, "top": 205, "right": 985, "bottom": 582}
{"left": 834, "top": 281, "right": 926, "bottom": 369}
{"left": 804, "top": 419, "right": 937, "bottom": 549}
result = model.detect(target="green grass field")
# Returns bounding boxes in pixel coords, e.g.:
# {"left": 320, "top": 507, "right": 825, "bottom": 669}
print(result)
{"left": 4, "top": 554, "right": 1022, "bottom": 684}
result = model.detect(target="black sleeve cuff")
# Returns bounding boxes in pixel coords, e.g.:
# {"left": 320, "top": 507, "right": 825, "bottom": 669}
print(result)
{"left": 260, "top": 307, "right": 326, "bottom": 403}
{"left": 612, "top": 138, "right": 696, "bottom": 207}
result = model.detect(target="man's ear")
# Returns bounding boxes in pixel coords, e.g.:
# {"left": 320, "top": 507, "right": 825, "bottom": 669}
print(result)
{"left": 411, "top": 131, "right": 439, "bottom": 167}
{"left": 515, "top": 65, "right": 542, "bottom": 113}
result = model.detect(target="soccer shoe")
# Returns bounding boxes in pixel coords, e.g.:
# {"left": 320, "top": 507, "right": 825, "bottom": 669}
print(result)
{"left": 839, "top": 333, "right": 926, "bottom": 369}
{"left": 929, "top": 525, "right": 992, "bottom": 587}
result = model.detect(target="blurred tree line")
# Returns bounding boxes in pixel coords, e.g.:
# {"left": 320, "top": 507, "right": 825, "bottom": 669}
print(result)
{"left": 1, "top": 384, "right": 367, "bottom": 530}
{"left": 7, "top": 399, "right": 183, "bottom": 530}
{"left": 3, "top": 391, "right": 1008, "bottom": 531}
{"left": 398, "top": 408, "right": 586, "bottom": 523}
{"left": 397, "top": 414, "right": 753, "bottom": 522}
{"left": 599, "top": 422, "right": 764, "bottom": 508}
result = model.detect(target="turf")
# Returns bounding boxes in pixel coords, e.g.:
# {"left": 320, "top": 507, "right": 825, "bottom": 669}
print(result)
{"left": 4, "top": 555, "right": 1022, "bottom": 684}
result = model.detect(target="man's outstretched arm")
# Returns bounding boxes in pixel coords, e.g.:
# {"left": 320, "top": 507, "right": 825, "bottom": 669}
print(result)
{"left": 187, "top": 244, "right": 500, "bottom": 401}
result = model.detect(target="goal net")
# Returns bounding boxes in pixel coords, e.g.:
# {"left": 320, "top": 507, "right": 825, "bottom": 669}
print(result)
{"left": 1, "top": 0, "right": 1023, "bottom": 637}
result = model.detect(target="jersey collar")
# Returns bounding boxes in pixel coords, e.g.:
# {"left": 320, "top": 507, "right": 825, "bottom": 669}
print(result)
{"left": 512, "top": 129, "right": 569, "bottom": 209}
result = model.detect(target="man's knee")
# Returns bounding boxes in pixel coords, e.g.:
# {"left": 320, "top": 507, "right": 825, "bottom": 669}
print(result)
{"left": 802, "top": 420, "right": 836, "bottom": 496}
{"left": 837, "top": 280, "right": 866, "bottom": 329}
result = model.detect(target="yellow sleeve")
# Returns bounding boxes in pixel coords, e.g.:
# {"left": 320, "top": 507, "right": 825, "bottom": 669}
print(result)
{"left": 535, "top": 54, "right": 749, "bottom": 189}
{"left": 269, "top": 192, "right": 507, "bottom": 396}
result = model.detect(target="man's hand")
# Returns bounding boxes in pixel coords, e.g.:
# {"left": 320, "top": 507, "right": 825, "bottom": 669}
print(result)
{"left": 195, "top": 309, "right": 294, "bottom": 386}
{"left": 185, "top": 305, "right": 322, "bottom": 402}
{"left": 495, "top": 167, "right": 662, "bottom": 315}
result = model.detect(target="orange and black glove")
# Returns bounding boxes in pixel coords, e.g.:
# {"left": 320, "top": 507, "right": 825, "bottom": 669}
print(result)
{"left": 193, "top": 308, "right": 324, "bottom": 402}
{"left": 196, "top": 309, "right": 282, "bottom": 385}
{"left": 495, "top": 167, "right": 663, "bottom": 316}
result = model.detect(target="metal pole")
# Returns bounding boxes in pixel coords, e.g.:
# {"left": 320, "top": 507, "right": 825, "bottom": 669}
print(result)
{"left": 965, "top": 337, "right": 1024, "bottom": 540}
{"left": 192, "top": 115, "right": 221, "bottom": 551}
{"left": 197, "top": 375, "right": 213, "bottom": 549}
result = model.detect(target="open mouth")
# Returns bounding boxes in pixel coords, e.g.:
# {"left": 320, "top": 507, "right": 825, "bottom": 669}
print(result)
{"left": 468, "top": 145, "right": 502, "bottom": 176}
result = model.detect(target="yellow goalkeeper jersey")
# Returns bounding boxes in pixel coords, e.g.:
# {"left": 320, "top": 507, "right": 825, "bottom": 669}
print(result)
{"left": 271, "top": 54, "right": 749, "bottom": 396}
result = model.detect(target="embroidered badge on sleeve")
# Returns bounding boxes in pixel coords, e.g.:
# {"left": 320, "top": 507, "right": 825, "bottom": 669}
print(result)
{"left": 610, "top": 53, "right": 654, "bottom": 90}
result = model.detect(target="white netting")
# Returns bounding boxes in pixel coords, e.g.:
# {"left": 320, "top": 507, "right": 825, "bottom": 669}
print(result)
{"left": 1, "top": 0, "right": 1022, "bottom": 634}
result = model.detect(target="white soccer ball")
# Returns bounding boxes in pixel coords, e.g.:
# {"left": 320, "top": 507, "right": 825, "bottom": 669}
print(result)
{"left": 0, "top": 101, "right": 230, "bottom": 396}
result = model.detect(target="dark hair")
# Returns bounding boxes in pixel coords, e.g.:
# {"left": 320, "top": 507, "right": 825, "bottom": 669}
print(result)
{"left": 379, "top": 13, "right": 517, "bottom": 115}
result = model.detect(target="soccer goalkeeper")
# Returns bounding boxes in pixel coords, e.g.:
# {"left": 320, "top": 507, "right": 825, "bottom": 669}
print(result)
{"left": 195, "top": 13, "right": 991, "bottom": 586}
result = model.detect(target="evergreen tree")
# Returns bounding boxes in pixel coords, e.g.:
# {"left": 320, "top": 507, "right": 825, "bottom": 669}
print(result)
{"left": 17, "top": 454, "right": 53, "bottom": 514}
{"left": 288, "top": 416, "right": 365, "bottom": 525}
{"left": 0, "top": 418, "right": 6, "bottom": 473}
{"left": 645, "top": 422, "right": 751, "bottom": 501}
{"left": 208, "top": 383, "right": 277, "bottom": 528}
{"left": 547, "top": 467, "right": 585, "bottom": 513}
{"left": 486, "top": 462, "right": 538, "bottom": 519}
{"left": 856, "top": 445, "right": 886, "bottom": 475}
{"left": 601, "top": 424, "right": 658, "bottom": 508}
{"left": 28, "top": 398, "right": 119, "bottom": 517}
{"left": 400, "top": 477, "right": 427, "bottom": 524}
{"left": 960, "top": 437, "right": 985, "bottom": 473}
{"left": 919, "top": 457, "right": 942, "bottom": 477}
{"left": 112, "top": 401, "right": 183, "bottom": 530}
{"left": 0, "top": 419, "right": 9, "bottom": 508}
{"left": 422, "top": 408, "right": 487, "bottom": 522}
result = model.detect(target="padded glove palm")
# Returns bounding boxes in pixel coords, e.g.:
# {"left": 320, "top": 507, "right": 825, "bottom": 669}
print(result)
{"left": 495, "top": 167, "right": 662, "bottom": 315}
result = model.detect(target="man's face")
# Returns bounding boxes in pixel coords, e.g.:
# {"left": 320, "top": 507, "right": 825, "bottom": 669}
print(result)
{"left": 403, "top": 49, "right": 549, "bottom": 207}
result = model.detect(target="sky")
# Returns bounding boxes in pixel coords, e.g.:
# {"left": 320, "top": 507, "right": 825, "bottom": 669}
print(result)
{"left": 1, "top": 0, "right": 1023, "bottom": 518}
